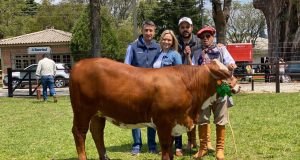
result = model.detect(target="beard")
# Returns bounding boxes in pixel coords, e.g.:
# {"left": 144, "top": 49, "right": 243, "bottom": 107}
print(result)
{"left": 181, "top": 31, "right": 192, "bottom": 38}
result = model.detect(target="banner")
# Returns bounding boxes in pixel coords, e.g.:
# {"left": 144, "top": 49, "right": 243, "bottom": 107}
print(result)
{"left": 28, "top": 47, "right": 51, "bottom": 54}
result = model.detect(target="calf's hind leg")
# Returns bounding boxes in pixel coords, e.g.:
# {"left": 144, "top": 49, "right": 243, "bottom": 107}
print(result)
{"left": 90, "top": 116, "right": 109, "bottom": 160}
{"left": 72, "top": 112, "right": 93, "bottom": 160}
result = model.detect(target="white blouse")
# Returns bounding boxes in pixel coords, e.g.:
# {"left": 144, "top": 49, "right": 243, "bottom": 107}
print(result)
{"left": 153, "top": 52, "right": 167, "bottom": 68}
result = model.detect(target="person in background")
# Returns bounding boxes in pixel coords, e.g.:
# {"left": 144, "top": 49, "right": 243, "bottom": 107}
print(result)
{"left": 264, "top": 57, "right": 271, "bottom": 82}
{"left": 124, "top": 20, "right": 160, "bottom": 155}
{"left": 279, "top": 58, "right": 288, "bottom": 82}
{"left": 245, "top": 65, "right": 253, "bottom": 81}
{"left": 177, "top": 17, "right": 214, "bottom": 152}
{"left": 35, "top": 53, "right": 57, "bottom": 102}
{"left": 194, "top": 26, "right": 237, "bottom": 160}
{"left": 153, "top": 29, "right": 183, "bottom": 157}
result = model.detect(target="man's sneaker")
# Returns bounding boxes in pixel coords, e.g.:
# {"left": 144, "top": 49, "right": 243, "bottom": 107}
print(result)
{"left": 131, "top": 148, "right": 140, "bottom": 155}
{"left": 175, "top": 149, "right": 183, "bottom": 157}
{"left": 149, "top": 149, "right": 158, "bottom": 154}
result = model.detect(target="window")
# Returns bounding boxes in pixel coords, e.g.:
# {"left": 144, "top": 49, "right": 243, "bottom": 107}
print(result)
{"left": 63, "top": 55, "right": 70, "bottom": 64}
{"left": 23, "top": 60, "right": 29, "bottom": 68}
{"left": 51, "top": 54, "right": 71, "bottom": 66}
{"left": 52, "top": 55, "right": 61, "bottom": 63}
{"left": 14, "top": 55, "right": 36, "bottom": 69}
{"left": 16, "top": 59, "right": 22, "bottom": 69}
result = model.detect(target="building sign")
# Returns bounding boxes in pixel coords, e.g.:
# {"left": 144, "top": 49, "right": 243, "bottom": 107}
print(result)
{"left": 28, "top": 47, "right": 51, "bottom": 54}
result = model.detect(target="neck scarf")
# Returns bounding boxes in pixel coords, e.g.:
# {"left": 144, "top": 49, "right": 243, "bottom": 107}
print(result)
{"left": 199, "top": 44, "right": 221, "bottom": 65}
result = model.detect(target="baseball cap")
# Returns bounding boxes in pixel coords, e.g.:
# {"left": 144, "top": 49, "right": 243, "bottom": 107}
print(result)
{"left": 196, "top": 26, "right": 216, "bottom": 37}
{"left": 178, "top": 17, "right": 193, "bottom": 26}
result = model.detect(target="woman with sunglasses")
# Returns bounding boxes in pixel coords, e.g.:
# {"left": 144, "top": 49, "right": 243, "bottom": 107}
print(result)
{"left": 193, "top": 26, "right": 237, "bottom": 160}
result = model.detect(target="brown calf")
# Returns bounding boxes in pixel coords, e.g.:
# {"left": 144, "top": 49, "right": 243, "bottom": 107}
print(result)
{"left": 69, "top": 58, "right": 232, "bottom": 160}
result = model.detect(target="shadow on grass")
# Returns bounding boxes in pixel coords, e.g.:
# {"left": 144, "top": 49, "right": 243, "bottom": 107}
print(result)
{"left": 56, "top": 157, "right": 121, "bottom": 160}
{"left": 31, "top": 100, "right": 58, "bottom": 104}
{"left": 55, "top": 144, "right": 132, "bottom": 160}
{"left": 106, "top": 143, "right": 133, "bottom": 153}
{"left": 32, "top": 100, "right": 45, "bottom": 104}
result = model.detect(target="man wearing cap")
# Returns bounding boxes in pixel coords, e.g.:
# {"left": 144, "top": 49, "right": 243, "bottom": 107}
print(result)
{"left": 124, "top": 20, "right": 160, "bottom": 155}
{"left": 177, "top": 17, "right": 214, "bottom": 152}
{"left": 193, "top": 25, "right": 237, "bottom": 160}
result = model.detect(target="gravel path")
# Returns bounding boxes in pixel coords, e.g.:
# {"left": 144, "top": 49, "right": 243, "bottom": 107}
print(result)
{"left": 239, "top": 82, "right": 300, "bottom": 93}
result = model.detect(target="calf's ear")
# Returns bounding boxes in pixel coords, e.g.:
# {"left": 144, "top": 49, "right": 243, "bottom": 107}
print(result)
{"left": 208, "top": 60, "right": 231, "bottom": 80}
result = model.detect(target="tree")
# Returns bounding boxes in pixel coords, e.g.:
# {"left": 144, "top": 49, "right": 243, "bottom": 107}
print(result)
{"left": 51, "top": 1, "right": 86, "bottom": 31}
{"left": 31, "top": 0, "right": 85, "bottom": 33}
{"left": 211, "top": 0, "right": 232, "bottom": 44}
{"left": 71, "top": 6, "right": 124, "bottom": 61}
{"left": 102, "top": 0, "right": 134, "bottom": 21}
{"left": 254, "top": 0, "right": 300, "bottom": 61}
{"left": 137, "top": 0, "right": 207, "bottom": 39}
{"left": 227, "top": 1, "right": 266, "bottom": 45}
{"left": 35, "top": 0, "right": 56, "bottom": 29}
{"left": 22, "top": 0, "right": 38, "bottom": 16}
{"left": 136, "top": 0, "right": 157, "bottom": 26}
{"left": 0, "top": 0, "right": 27, "bottom": 37}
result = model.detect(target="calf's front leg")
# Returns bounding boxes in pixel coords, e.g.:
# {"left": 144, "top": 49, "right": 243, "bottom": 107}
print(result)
{"left": 156, "top": 124, "right": 174, "bottom": 160}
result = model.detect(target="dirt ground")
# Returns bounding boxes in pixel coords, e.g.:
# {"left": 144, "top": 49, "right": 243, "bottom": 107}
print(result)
{"left": 239, "top": 81, "right": 300, "bottom": 93}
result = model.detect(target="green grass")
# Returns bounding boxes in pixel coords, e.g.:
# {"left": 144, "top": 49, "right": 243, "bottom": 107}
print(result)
{"left": 0, "top": 93, "right": 299, "bottom": 160}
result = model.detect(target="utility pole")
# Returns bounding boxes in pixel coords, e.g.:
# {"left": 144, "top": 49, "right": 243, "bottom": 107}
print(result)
{"left": 200, "top": 0, "right": 204, "bottom": 27}
{"left": 133, "top": 0, "right": 138, "bottom": 39}
{"left": 90, "top": 0, "right": 101, "bottom": 57}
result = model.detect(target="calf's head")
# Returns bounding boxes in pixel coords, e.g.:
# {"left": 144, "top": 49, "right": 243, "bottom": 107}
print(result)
{"left": 205, "top": 59, "right": 232, "bottom": 80}
{"left": 227, "top": 76, "right": 241, "bottom": 94}
{"left": 205, "top": 60, "right": 240, "bottom": 93}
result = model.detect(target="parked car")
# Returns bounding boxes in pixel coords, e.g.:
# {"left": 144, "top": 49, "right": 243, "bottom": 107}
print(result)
{"left": 3, "top": 63, "right": 70, "bottom": 88}
{"left": 285, "top": 61, "right": 300, "bottom": 81}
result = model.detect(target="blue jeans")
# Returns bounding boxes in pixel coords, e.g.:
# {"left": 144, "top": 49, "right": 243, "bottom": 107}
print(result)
{"left": 174, "top": 135, "right": 182, "bottom": 149}
{"left": 41, "top": 75, "right": 56, "bottom": 100}
{"left": 132, "top": 127, "right": 156, "bottom": 151}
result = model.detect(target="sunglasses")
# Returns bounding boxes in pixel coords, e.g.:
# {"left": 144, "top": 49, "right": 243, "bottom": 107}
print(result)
{"left": 200, "top": 34, "right": 211, "bottom": 39}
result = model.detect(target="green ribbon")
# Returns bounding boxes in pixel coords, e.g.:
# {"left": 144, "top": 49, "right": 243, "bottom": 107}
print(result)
{"left": 216, "top": 81, "right": 232, "bottom": 97}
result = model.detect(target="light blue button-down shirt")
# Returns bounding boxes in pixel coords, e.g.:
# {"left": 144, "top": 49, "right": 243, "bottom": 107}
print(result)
{"left": 124, "top": 45, "right": 133, "bottom": 65}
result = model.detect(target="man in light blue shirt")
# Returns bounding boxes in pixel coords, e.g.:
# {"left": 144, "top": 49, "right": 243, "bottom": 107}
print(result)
{"left": 124, "top": 20, "right": 160, "bottom": 155}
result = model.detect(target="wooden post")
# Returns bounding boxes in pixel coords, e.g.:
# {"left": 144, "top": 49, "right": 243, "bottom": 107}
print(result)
{"left": 275, "top": 61, "right": 280, "bottom": 93}
{"left": 28, "top": 71, "right": 31, "bottom": 96}
{"left": 7, "top": 68, "right": 13, "bottom": 97}
{"left": 251, "top": 78, "right": 254, "bottom": 91}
